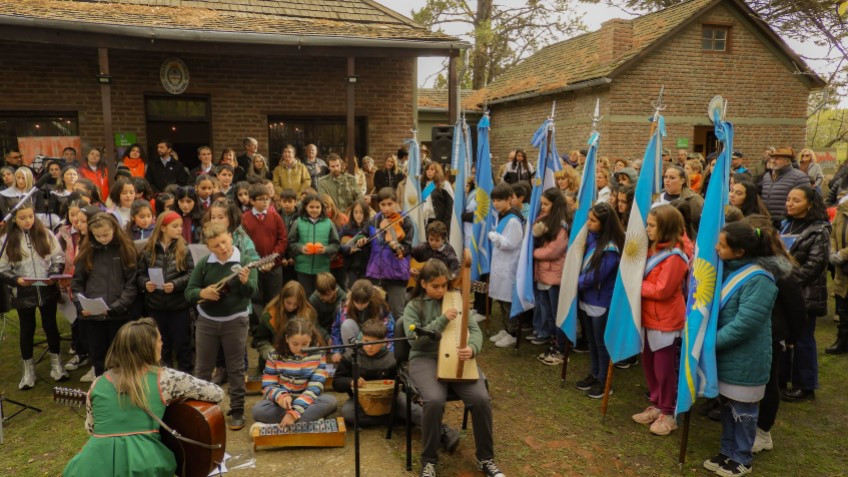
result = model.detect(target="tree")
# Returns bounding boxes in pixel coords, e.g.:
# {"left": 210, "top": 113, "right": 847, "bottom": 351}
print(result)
{"left": 412, "top": 0, "right": 586, "bottom": 90}
{"left": 808, "top": 108, "right": 848, "bottom": 148}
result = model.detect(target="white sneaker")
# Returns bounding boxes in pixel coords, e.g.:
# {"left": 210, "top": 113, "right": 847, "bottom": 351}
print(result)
{"left": 752, "top": 428, "right": 773, "bottom": 453}
{"left": 80, "top": 367, "right": 95, "bottom": 383}
{"left": 494, "top": 334, "right": 517, "bottom": 348}
{"left": 65, "top": 354, "right": 88, "bottom": 371}
{"left": 472, "top": 311, "right": 486, "bottom": 323}
{"left": 489, "top": 330, "right": 508, "bottom": 342}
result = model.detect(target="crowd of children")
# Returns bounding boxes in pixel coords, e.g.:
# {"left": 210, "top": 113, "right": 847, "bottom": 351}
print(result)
{"left": 4, "top": 141, "right": 844, "bottom": 477}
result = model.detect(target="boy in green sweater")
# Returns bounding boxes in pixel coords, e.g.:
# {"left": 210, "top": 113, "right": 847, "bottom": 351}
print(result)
{"left": 186, "top": 222, "right": 259, "bottom": 430}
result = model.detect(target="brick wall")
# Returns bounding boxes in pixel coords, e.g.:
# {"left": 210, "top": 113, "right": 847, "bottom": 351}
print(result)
{"left": 0, "top": 40, "right": 414, "bottom": 166}
{"left": 488, "top": 2, "right": 814, "bottom": 173}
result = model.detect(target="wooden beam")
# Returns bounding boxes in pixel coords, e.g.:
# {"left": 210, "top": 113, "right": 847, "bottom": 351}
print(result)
{"left": 98, "top": 47, "right": 116, "bottom": 181}
{"left": 0, "top": 26, "right": 456, "bottom": 59}
{"left": 448, "top": 54, "right": 458, "bottom": 125}
{"left": 346, "top": 57, "right": 356, "bottom": 173}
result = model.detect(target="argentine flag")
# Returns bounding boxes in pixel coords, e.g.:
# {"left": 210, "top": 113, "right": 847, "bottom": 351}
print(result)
{"left": 556, "top": 130, "right": 599, "bottom": 343}
{"left": 449, "top": 118, "right": 471, "bottom": 256}
{"left": 403, "top": 137, "right": 427, "bottom": 246}
{"left": 675, "top": 111, "right": 733, "bottom": 416}
{"left": 510, "top": 119, "right": 562, "bottom": 317}
{"left": 604, "top": 115, "right": 666, "bottom": 363}
{"left": 471, "top": 115, "right": 495, "bottom": 281}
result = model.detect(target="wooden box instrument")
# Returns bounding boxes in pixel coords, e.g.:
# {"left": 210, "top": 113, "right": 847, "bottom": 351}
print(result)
{"left": 54, "top": 387, "right": 226, "bottom": 477}
{"left": 357, "top": 380, "right": 395, "bottom": 416}
{"left": 251, "top": 417, "right": 346, "bottom": 451}
{"left": 437, "top": 250, "right": 479, "bottom": 382}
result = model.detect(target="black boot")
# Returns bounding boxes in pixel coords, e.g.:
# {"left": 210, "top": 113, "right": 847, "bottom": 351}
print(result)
{"left": 825, "top": 333, "right": 848, "bottom": 355}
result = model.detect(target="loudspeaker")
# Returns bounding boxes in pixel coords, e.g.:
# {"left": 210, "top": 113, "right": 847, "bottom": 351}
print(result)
{"left": 430, "top": 126, "right": 453, "bottom": 166}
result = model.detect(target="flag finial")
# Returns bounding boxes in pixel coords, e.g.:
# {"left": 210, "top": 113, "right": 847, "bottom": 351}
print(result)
{"left": 549, "top": 100, "right": 557, "bottom": 122}
{"left": 652, "top": 85, "right": 666, "bottom": 120}
{"left": 591, "top": 98, "right": 602, "bottom": 132}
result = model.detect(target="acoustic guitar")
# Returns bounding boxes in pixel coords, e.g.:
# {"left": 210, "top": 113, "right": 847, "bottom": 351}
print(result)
{"left": 53, "top": 387, "right": 226, "bottom": 477}
{"left": 198, "top": 252, "right": 279, "bottom": 304}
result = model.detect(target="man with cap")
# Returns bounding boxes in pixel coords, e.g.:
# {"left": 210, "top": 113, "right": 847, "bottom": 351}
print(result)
{"left": 761, "top": 146, "right": 810, "bottom": 227}
{"left": 731, "top": 150, "right": 749, "bottom": 174}
{"left": 661, "top": 149, "right": 671, "bottom": 163}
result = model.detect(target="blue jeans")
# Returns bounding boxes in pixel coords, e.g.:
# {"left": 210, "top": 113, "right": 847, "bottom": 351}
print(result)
{"left": 581, "top": 308, "right": 610, "bottom": 382}
{"left": 720, "top": 397, "right": 759, "bottom": 466}
{"left": 791, "top": 313, "right": 818, "bottom": 390}
{"left": 532, "top": 285, "right": 559, "bottom": 340}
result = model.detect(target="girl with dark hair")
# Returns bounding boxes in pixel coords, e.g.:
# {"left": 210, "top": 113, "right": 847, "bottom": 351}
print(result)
{"left": 632, "top": 205, "right": 691, "bottom": 436}
{"left": 616, "top": 185, "right": 635, "bottom": 230}
{"left": 366, "top": 187, "right": 413, "bottom": 319}
{"left": 702, "top": 220, "right": 780, "bottom": 476}
{"left": 56, "top": 197, "right": 89, "bottom": 374}
{"left": 288, "top": 193, "right": 341, "bottom": 298}
{"left": 779, "top": 186, "right": 830, "bottom": 403}
{"left": 108, "top": 179, "right": 136, "bottom": 228}
{"left": 71, "top": 212, "right": 138, "bottom": 376}
{"left": 251, "top": 317, "right": 337, "bottom": 427}
{"left": 531, "top": 188, "right": 571, "bottom": 363}
{"left": 172, "top": 186, "right": 201, "bottom": 243}
{"left": 574, "top": 202, "right": 624, "bottom": 399}
{"left": 125, "top": 200, "right": 155, "bottom": 240}
{"left": 422, "top": 161, "right": 454, "bottom": 233}
{"left": 73, "top": 177, "right": 105, "bottom": 209}
{"left": 501, "top": 148, "right": 534, "bottom": 185}
{"left": 330, "top": 279, "right": 393, "bottom": 362}
{"left": 339, "top": 199, "right": 374, "bottom": 287}
{"left": 730, "top": 181, "right": 770, "bottom": 217}
{"left": 48, "top": 166, "right": 79, "bottom": 216}
{"left": 403, "top": 259, "right": 504, "bottom": 477}
{"left": 0, "top": 202, "right": 67, "bottom": 389}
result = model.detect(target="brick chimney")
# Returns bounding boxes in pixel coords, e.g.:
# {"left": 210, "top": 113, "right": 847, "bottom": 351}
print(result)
{"left": 597, "top": 18, "right": 634, "bottom": 64}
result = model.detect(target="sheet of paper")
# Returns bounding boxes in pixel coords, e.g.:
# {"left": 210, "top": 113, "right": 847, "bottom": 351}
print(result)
{"left": 134, "top": 239, "right": 148, "bottom": 253}
{"left": 148, "top": 268, "right": 166, "bottom": 289}
{"left": 77, "top": 294, "right": 110, "bottom": 315}
{"left": 189, "top": 244, "right": 211, "bottom": 265}
{"left": 207, "top": 452, "right": 231, "bottom": 476}
{"left": 57, "top": 295, "right": 77, "bottom": 324}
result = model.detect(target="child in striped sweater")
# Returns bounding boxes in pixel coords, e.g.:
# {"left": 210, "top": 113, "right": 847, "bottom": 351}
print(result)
{"left": 251, "top": 317, "right": 338, "bottom": 427}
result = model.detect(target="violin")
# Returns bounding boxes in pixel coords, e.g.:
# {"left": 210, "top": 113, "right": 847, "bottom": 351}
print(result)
{"left": 379, "top": 213, "right": 405, "bottom": 259}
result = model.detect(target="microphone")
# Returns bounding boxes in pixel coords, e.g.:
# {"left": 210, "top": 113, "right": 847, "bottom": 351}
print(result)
{"left": 409, "top": 324, "right": 441, "bottom": 341}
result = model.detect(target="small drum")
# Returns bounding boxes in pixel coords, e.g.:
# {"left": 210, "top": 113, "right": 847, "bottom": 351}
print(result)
{"left": 357, "top": 380, "right": 395, "bottom": 416}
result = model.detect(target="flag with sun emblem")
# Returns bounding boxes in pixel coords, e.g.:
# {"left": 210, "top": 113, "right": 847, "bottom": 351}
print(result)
{"left": 675, "top": 107, "right": 734, "bottom": 417}
{"left": 403, "top": 136, "right": 426, "bottom": 246}
{"left": 471, "top": 114, "right": 494, "bottom": 281}
{"left": 511, "top": 117, "right": 562, "bottom": 317}
{"left": 604, "top": 115, "right": 666, "bottom": 364}
{"left": 557, "top": 129, "right": 599, "bottom": 343}
{"left": 449, "top": 117, "right": 472, "bottom": 256}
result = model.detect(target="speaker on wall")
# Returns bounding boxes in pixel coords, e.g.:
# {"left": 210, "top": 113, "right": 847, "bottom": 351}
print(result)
{"left": 430, "top": 126, "right": 453, "bottom": 166}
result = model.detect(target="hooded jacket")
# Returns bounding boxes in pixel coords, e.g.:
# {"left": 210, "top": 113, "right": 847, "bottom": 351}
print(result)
{"left": 613, "top": 167, "right": 638, "bottom": 187}
{"left": 641, "top": 238, "right": 693, "bottom": 331}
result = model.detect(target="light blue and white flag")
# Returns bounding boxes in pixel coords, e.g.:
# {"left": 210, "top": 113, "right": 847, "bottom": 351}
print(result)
{"left": 675, "top": 110, "right": 733, "bottom": 416}
{"left": 449, "top": 118, "right": 472, "bottom": 255}
{"left": 604, "top": 115, "right": 666, "bottom": 363}
{"left": 471, "top": 115, "right": 494, "bottom": 281}
{"left": 510, "top": 118, "right": 562, "bottom": 317}
{"left": 403, "top": 136, "right": 427, "bottom": 246}
{"left": 556, "top": 130, "right": 599, "bottom": 343}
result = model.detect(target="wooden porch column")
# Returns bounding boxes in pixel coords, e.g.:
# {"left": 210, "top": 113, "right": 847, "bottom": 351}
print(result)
{"left": 98, "top": 47, "right": 116, "bottom": 179}
{"left": 448, "top": 53, "right": 458, "bottom": 124}
{"left": 346, "top": 57, "right": 356, "bottom": 173}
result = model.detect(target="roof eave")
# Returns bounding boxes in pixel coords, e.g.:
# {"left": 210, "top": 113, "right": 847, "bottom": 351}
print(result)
{"left": 486, "top": 77, "right": 613, "bottom": 106}
{"left": 0, "top": 15, "right": 470, "bottom": 52}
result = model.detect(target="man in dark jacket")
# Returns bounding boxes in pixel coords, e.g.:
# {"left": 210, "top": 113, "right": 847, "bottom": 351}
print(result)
{"left": 146, "top": 140, "right": 189, "bottom": 193}
{"left": 761, "top": 146, "right": 809, "bottom": 227}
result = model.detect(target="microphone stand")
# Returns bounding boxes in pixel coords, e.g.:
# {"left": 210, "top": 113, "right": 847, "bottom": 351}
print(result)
{"left": 303, "top": 335, "right": 417, "bottom": 477}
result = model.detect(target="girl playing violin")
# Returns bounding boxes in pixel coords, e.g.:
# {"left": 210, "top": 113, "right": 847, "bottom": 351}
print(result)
{"left": 365, "top": 187, "right": 412, "bottom": 320}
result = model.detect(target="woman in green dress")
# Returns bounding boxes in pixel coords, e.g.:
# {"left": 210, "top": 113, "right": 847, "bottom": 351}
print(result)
{"left": 64, "top": 318, "right": 224, "bottom": 477}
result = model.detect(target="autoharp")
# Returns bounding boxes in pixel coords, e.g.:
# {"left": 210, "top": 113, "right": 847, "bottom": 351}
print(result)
{"left": 251, "top": 417, "right": 346, "bottom": 450}
{"left": 437, "top": 250, "right": 479, "bottom": 381}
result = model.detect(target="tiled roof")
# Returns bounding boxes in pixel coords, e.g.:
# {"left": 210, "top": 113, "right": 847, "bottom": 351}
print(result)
{"left": 0, "top": 0, "right": 460, "bottom": 43}
{"left": 471, "top": 0, "right": 823, "bottom": 105}
{"left": 418, "top": 88, "right": 482, "bottom": 111}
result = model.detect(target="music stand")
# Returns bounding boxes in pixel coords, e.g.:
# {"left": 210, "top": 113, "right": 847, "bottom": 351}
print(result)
{"left": 0, "top": 393, "right": 42, "bottom": 444}
{"left": 304, "top": 334, "right": 416, "bottom": 477}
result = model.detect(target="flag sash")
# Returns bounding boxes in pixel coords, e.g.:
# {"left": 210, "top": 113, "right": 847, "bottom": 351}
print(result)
{"left": 719, "top": 264, "right": 773, "bottom": 310}
{"left": 644, "top": 249, "right": 689, "bottom": 277}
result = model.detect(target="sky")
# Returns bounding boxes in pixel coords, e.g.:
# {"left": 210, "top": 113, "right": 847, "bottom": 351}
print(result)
{"left": 375, "top": 0, "right": 832, "bottom": 89}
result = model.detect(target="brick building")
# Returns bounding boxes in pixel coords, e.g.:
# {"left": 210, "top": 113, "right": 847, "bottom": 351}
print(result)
{"left": 0, "top": 0, "right": 467, "bottom": 175}
{"left": 471, "top": 0, "right": 825, "bottom": 170}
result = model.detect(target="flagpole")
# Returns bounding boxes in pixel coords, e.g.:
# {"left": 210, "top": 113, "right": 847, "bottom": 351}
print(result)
{"left": 600, "top": 361, "right": 614, "bottom": 422}
{"left": 678, "top": 411, "right": 691, "bottom": 472}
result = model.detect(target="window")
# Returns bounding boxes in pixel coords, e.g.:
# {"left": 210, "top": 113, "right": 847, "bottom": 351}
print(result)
{"left": 0, "top": 112, "right": 80, "bottom": 165}
{"left": 702, "top": 25, "right": 729, "bottom": 51}
{"left": 267, "top": 115, "right": 367, "bottom": 169}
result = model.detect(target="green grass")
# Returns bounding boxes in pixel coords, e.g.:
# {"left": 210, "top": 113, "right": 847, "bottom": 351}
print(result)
{"left": 1, "top": 307, "right": 846, "bottom": 476}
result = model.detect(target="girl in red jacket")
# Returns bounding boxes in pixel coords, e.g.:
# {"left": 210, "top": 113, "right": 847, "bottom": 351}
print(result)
{"left": 531, "top": 188, "right": 571, "bottom": 365}
{"left": 632, "top": 204, "right": 691, "bottom": 436}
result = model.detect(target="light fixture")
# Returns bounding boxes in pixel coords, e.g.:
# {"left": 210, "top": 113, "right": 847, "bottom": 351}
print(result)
{"left": 96, "top": 73, "right": 112, "bottom": 85}
{"left": 346, "top": 76, "right": 358, "bottom": 84}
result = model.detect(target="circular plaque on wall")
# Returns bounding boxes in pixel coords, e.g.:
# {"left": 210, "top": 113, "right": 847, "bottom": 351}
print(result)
{"left": 160, "top": 58, "right": 190, "bottom": 95}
